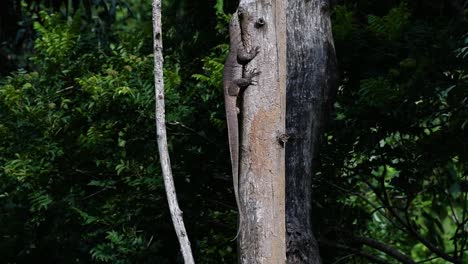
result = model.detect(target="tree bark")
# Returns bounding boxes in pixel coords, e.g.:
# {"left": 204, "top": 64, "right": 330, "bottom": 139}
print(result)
{"left": 152, "top": 1, "right": 195, "bottom": 263}
{"left": 285, "top": 0, "right": 337, "bottom": 263}
{"left": 236, "top": 0, "right": 287, "bottom": 263}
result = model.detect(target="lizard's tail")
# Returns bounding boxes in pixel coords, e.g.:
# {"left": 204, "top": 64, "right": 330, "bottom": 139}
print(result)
{"left": 226, "top": 106, "right": 242, "bottom": 241}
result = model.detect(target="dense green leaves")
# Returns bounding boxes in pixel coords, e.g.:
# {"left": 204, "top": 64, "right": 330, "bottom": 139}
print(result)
{"left": 0, "top": 1, "right": 236, "bottom": 262}
{"left": 318, "top": 1, "right": 467, "bottom": 263}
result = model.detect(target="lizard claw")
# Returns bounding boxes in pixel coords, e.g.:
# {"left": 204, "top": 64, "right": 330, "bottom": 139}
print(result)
{"left": 244, "top": 69, "right": 260, "bottom": 86}
{"left": 246, "top": 69, "right": 261, "bottom": 78}
{"left": 252, "top": 46, "right": 260, "bottom": 55}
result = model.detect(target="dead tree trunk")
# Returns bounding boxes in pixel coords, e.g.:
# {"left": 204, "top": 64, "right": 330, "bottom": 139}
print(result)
{"left": 235, "top": 0, "right": 287, "bottom": 263}
{"left": 285, "top": 0, "right": 338, "bottom": 263}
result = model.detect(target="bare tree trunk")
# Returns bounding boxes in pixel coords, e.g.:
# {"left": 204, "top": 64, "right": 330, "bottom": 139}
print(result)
{"left": 285, "top": 0, "right": 338, "bottom": 263}
{"left": 236, "top": 0, "right": 287, "bottom": 263}
{"left": 152, "top": 1, "right": 195, "bottom": 263}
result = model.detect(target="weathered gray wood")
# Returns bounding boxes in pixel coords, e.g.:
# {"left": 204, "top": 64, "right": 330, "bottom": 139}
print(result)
{"left": 152, "top": 1, "right": 195, "bottom": 263}
{"left": 237, "top": 0, "right": 287, "bottom": 263}
{"left": 285, "top": 0, "right": 338, "bottom": 263}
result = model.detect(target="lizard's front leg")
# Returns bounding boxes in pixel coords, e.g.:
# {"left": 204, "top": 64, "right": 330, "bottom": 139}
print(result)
{"left": 237, "top": 46, "right": 260, "bottom": 65}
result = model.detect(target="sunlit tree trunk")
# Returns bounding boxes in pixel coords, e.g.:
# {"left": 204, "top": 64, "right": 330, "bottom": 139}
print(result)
{"left": 236, "top": 0, "right": 287, "bottom": 263}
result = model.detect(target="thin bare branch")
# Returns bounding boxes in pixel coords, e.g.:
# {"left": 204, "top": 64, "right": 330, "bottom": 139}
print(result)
{"left": 152, "top": 1, "right": 195, "bottom": 263}
{"left": 321, "top": 239, "right": 388, "bottom": 264}
{"left": 353, "top": 236, "right": 415, "bottom": 264}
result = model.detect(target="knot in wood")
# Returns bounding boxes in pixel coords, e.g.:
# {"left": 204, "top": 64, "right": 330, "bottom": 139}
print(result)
{"left": 278, "top": 133, "right": 290, "bottom": 147}
{"left": 255, "top": 18, "right": 265, "bottom": 28}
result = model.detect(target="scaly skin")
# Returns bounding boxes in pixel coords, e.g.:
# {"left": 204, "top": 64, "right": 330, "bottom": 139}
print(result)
{"left": 223, "top": 10, "right": 259, "bottom": 239}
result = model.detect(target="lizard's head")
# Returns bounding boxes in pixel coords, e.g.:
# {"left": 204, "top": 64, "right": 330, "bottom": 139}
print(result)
{"left": 237, "top": 6, "right": 246, "bottom": 19}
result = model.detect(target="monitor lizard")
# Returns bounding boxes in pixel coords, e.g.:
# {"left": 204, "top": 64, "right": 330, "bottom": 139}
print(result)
{"left": 223, "top": 10, "right": 260, "bottom": 239}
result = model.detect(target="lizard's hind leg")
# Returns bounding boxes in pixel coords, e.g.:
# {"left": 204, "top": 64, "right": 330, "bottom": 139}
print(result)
{"left": 233, "top": 69, "right": 260, "bottom": 94}
{"left": 228, "top": 83, "right": 241, "bottom": 97}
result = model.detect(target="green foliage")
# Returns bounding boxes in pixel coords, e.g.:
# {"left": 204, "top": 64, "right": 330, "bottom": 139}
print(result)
{"left": 319, "top": 1, "right": 468, "bottom": 263}
{"left": 197, "top": 210, "right": 237, "bottom": 264}
{"left": 33, "top": 11, "right": 77, "bottom": 62}
{"left": 367, "top": 2, "right": 410, "bottom": 40}
{"left": 332, "top": 5, "right": 358, "bottom": 42}
{"left": 0, "top": 9, "right": 164, "bottom": 262}
{"left": 0, "top": 0, "right": 239, "bottom": 263}
{"left": 191, "top": 44, "right": 229, "bottom": 129}
{"left": 90, "top": 230, "right": 156, "bottom": 263}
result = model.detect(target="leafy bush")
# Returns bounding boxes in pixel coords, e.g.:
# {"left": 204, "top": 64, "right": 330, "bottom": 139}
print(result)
{"left": 0, "top": 2, "right": 237, "bottom": 262}
{"left": 319, "top": 1, "right": 467, "bottom": 263}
